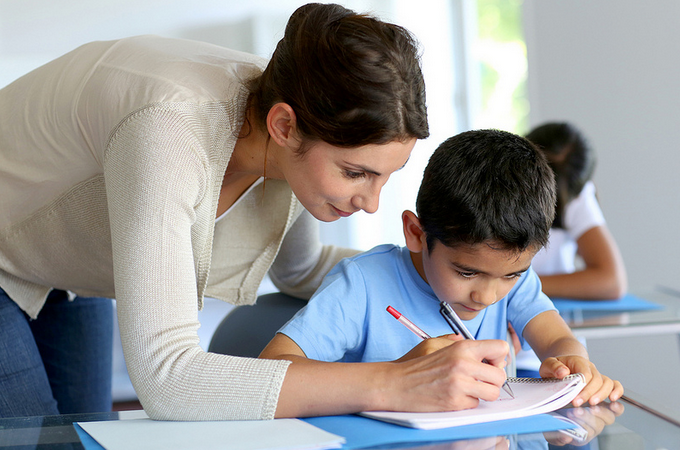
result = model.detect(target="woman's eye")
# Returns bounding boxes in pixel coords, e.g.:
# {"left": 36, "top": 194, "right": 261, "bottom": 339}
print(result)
{"left": 344, "top": 170, "right": 365, "bottom": 179}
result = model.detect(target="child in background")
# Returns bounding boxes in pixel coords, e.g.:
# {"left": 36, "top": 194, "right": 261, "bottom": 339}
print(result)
{"left": 527, "top": 122, "right": 627, "bottom": 300}
{"left": 261, "top": 129, "right": 623, "bottom": 409}
{"left": 512, "top": 122, "right": 628, "bottom": 378}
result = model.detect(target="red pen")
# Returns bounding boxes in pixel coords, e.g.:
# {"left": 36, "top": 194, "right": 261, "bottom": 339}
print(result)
{"left": 387, "top": 305, "right": 431, "bottom": 340}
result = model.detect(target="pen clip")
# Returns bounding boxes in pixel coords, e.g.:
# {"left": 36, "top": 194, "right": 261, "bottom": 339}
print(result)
{"left": 439, "top": 302, "right": 460, "bottom": 335}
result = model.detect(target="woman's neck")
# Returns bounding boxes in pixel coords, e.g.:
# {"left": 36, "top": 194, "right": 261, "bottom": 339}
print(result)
{"left": 228, "top": 110, "right": 270, "bottom": 177}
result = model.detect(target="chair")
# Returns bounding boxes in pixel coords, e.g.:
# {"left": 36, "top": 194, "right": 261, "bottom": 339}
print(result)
{"left": 208, "top": 292, "right": 307, "bottom": 357}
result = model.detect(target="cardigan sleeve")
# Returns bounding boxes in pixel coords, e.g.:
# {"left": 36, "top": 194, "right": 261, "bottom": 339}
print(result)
{"left": 104, "top": 107, "right": 290, "bottom": 421}
{"left": 268, "top": 209, "right": 359, "bottom": 300}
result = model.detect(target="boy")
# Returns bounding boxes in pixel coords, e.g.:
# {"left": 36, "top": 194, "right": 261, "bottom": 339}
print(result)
{"left": 261, "top": 129, "right": 623, "bottom": 408}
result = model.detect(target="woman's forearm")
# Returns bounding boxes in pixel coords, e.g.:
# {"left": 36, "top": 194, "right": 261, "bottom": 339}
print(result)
{"left": 272, "top": 339, "right": 511, "bottom": 418}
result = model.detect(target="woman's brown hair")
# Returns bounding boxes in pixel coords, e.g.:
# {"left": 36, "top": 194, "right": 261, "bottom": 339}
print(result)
{"left": 248, "top": 3, "right": 429, "bottom": 151}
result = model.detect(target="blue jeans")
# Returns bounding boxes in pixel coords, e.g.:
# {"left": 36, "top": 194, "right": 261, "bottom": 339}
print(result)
{"left": 0, "top": 288, "right": 113, "bottom": 418}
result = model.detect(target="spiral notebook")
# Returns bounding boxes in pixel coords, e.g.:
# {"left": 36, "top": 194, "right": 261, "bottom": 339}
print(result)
{"left": 360, "top": 374, "right": 586, "bottom": 430}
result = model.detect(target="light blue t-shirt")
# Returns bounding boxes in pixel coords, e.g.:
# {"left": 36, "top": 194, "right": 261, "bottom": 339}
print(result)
{"left": 279, "top": 244, "right": 556, "bottom": 363}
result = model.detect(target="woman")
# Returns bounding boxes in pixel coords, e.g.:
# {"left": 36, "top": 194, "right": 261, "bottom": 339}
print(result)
{"left": 0, "top": 3, "right": 510, "bottom": 420}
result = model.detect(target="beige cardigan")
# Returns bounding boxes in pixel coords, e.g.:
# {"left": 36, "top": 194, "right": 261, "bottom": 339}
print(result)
{"left": 0, "top": 35, "right": 355, "bottom": 420}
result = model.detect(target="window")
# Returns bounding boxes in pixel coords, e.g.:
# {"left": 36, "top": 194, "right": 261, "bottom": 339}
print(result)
{"left": 474, "top": 0, "right": 529, "bottom": 134}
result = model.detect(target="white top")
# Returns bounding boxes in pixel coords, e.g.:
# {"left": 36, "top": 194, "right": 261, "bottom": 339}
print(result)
{"left": 531, "top": 181, "right": 606, "bottom": 275}
{"left": 0, "top": 35, "right": 356, "bottom": 421}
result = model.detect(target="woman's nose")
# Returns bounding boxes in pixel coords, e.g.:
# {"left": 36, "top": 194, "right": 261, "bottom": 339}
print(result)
{"left": 354, "top": 185, "right": 381, "bottom": 214}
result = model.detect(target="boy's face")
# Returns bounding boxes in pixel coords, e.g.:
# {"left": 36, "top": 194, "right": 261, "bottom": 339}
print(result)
{"left": 420, "top": 240, "right": 537, "bottom": 321}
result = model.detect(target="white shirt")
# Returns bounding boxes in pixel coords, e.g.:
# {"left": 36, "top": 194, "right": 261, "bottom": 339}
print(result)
{"left": 532, "top": 181, "right": 606, "bottom": 275}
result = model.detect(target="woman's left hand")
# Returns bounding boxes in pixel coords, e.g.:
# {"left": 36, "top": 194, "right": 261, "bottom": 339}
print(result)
{"left": 395, "top": 334, "right": 464, "bottom": 362}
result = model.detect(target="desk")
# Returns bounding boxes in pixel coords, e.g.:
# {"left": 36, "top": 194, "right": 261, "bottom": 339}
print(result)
{"left": 549, "top": 289, "right": 680, "bottom": 435}
{"left": 1, "top": 401, "right": 679, "bottom": 450}
{"left": 560, "top": 290, "right": 680, "bottom": 339}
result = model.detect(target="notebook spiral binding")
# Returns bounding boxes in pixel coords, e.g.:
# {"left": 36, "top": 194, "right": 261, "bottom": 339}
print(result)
{"left": 507, "top": 374, "right": 584, "bottom": 384}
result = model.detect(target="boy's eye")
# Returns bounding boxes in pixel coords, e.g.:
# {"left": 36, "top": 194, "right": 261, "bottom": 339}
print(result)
{"left": 344, "top": 169, "right": 365, "bottom": 179}
{"left": 504, "top": 273, "right": 521, "bottom": 280}
{"left": 458, "top": 271, "right": 477, "bottom": 279}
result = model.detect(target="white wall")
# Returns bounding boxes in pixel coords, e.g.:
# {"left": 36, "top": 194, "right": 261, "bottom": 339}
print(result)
{"left": 523, "top": 0, "right": 680, "bottom": 292}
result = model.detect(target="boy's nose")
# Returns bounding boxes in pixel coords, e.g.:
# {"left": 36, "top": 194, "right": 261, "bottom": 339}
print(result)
{"left": 471, "top": 285, "right": 498, "bottom": 307}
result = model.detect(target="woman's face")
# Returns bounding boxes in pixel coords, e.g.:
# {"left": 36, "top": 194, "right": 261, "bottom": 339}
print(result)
{"left": 284, "top": 138, "right": 416, "bottom": 222}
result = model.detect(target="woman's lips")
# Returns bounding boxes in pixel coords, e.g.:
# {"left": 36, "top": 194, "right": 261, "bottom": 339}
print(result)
{"left": 332, "top": 205, "right": 354, "bottom": 217}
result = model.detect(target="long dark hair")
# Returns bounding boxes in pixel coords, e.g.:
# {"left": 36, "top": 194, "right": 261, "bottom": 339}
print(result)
{"left": 526, "top": 122, "right": 596, "bottom": 229}
{"left": 248, "top": 3, "right": 429, "bottom": 152}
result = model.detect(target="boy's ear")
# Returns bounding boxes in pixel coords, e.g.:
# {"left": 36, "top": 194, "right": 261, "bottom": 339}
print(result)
{"left": 402, "top": 210, "right": 425, "bottom": 253}
{"left": 267, "top": 102, "right": 299, "bottom": 148}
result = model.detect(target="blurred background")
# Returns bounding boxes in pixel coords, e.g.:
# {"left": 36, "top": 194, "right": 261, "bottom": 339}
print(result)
{"left": 2, "top": 0, "right": 677, "bottom": 402}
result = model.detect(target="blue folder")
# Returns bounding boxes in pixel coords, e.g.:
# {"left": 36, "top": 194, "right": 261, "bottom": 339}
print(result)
{"left": 551, "top": 293, "right": 663, "bottom": 313}
{"left": 75, "top": 414, "right": 574, "bottom": 450}
{"left": 303, "top": 413, "right": 572, "bottom": 449}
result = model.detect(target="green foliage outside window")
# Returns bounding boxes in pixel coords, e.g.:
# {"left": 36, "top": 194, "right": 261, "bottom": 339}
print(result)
{"left": 475, "top": 0, "right": 529, "bottom": 134}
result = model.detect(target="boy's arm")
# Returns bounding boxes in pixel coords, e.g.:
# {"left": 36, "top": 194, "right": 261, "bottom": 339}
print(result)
{"left": 260, "top": 333, "right": 307, "bottom": 360}
{"left": 260, "top": 330, "right": 464, "bottom": 362}
{"left": 523, "top": 310, "right": 624, "bottom": 406}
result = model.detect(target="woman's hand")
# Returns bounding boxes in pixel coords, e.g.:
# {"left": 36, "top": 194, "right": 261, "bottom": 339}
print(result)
{"left": 539, "top": 355, "right": 624, "bottom": 406}
{"left": 275, "top": 338, "right": 511, "bottom": 417}
{"left": 395, "top": 334, "right": 463, "bottom": 362}
{"left": 382, "top": 339, "right": 510, "bottom": 413}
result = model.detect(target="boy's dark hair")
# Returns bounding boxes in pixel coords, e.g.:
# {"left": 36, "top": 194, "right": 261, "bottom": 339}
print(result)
{"left": 416, "top": 129, "right": 556, "bottom": 253}
{"left": 525, "top": 122, "right": 595, "bottom": 229}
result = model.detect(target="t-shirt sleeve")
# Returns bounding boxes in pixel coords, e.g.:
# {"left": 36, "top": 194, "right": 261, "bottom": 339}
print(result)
{"left": 277, "top": 258, "right": 367, "bottom": 362}
{"left": 507, "top": 267, "right": 557, "bottom": 349}
{"left": 564, "top": 181, "right": 606, "bottom": 240}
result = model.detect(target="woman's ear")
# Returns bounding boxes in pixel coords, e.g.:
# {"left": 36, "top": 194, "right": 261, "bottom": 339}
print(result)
{"left": 266, "top": 102, "right": 299, "bottom": 148}
{"left": 402, "top": 210, "right": 425, "bottom": 253}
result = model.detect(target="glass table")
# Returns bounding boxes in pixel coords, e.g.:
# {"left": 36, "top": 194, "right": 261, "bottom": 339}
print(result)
{"left": 552, "top": 288, "right": 680, "bottom": 432}
{"left": 4, "top": 290, "right": 679, "bottom": 449}
{"left": 559, "top": 289, "right": 680, "bottom": 339}
{"left": 1, "top": 400, "right": 679, "bottom": 450}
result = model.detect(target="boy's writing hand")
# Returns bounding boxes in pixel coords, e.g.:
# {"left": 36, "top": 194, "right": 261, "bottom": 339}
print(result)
{"left": 539, "top": 355, "right": 624, "bottom": 406}
{"left": 395, "top": 334, "right": 463, "bottom": 362}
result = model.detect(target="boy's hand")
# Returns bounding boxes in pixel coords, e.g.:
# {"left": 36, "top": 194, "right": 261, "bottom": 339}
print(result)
{"left": 543, "top": 401, "right": 624, "bottom": 446}
{"left": 539, "top": 355, "right": 624, "bottom": 406}
{"left": 396, "top": 334, "right": 464, "bottom": 362}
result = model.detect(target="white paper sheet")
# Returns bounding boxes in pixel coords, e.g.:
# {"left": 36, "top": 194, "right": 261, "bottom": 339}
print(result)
{"left": 77, "top": 416, "right": 344, "bottom": 450}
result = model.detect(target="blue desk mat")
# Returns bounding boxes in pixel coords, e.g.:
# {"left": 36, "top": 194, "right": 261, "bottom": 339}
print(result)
{"left": 75, "top": 414, "right": 573, "bottom": 450}
{"left": 74, "top": 424, "right": 104, "bottom": 450}
{"left": 303, "top": 413, "right": 571, "bottom": 449}
{"left": 551, "top": 293, "right": 663, "bottom": 313}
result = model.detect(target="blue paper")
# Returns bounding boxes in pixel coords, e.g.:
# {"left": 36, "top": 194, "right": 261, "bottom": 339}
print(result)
{"left": 303, "top": 414, "right": 571, "bottom": 449}
{"left": 73, "top": 424, "right": 106, "bottom": 450}
{"left": 552, "top": 293, "right": 663, "bottom": 313}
